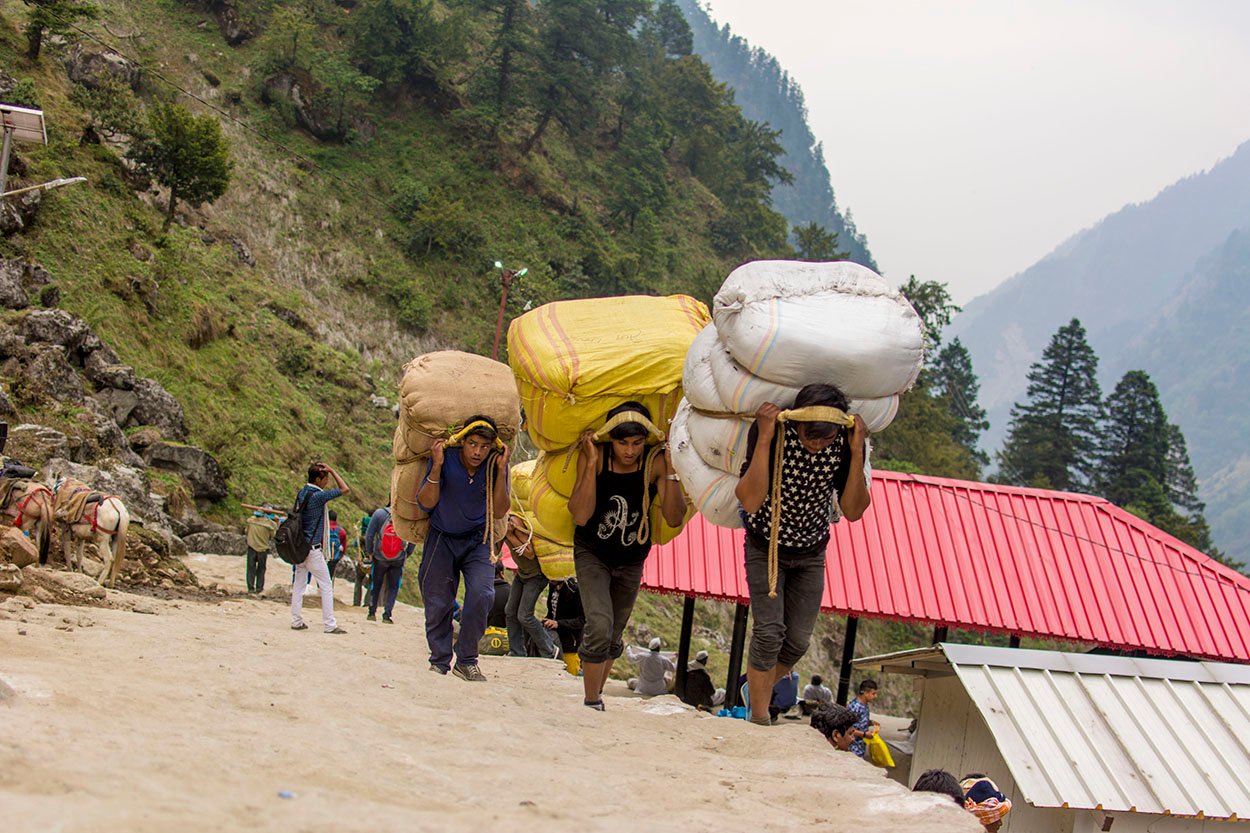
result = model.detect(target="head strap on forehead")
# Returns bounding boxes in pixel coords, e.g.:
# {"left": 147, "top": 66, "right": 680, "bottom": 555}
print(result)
{"left": 592, "top": 410, "right": 666, "bottom": 444}
{"left": 777, "top": 406, "right": 855, "bottom": 428}
{"left": 446, "top": 420, "right": 505, "bottom": 450}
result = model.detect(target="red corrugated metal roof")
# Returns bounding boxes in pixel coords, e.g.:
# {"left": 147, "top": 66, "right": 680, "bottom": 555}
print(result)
{"left": 641, "top": 470, "right": 1250, "bottom": 662}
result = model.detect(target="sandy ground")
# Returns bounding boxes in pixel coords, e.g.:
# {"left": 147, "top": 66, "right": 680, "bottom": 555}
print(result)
{"left": 0, "top": 555, "right": 978, "bottom": 833}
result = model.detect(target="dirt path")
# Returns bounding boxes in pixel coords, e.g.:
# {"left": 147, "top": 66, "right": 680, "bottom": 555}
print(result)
{"left": 0, "top": 555, "right": 976, "bottom": 833}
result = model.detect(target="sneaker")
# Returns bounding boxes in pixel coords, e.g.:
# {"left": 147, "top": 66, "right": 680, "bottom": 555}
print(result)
{"left": 382, "top": 615, "right": 394, "bottom": 624}
{"left": 291, "top": 622, "right": 308, "bottom": 630}
{"left": 325, "top": 626, "right": 347, "bottom": 634}
{"left": 366, "top": 612, "right": 376, "bottom": 621}
{"left": 452, "top": 663, "right": 487, "bottom": 682}
{"left": 584, "top": 700, "right": 606, "bottom": 711}
{"left": 429, "top": 664, "right": 448, "bottom": 675}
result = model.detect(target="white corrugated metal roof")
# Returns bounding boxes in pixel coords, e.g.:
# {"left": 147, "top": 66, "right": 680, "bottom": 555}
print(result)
{"left": 857, "top": 643, "right": 1250, "bottom": 820}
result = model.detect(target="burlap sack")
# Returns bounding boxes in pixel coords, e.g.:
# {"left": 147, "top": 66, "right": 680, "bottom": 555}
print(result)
{"left": 394, "top": 351, "right": 521, "bottom": 463}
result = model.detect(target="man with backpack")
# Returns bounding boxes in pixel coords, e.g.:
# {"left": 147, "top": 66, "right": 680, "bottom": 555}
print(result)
{"left": 365, "top": 503, "right": 413, "bottom": 624}
{"left": 289, "top": 462, "right": 350, "bottom": 634}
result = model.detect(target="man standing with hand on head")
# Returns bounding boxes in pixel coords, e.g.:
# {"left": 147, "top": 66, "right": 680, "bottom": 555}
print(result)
{"left": 416, "top": 416, "right": 511, "bottom": 682}
{"left": 735, "top": 383, "right": 870, "bottom": 726}
{"left": 291, "top": 462, "right": 351, "bottom": 634}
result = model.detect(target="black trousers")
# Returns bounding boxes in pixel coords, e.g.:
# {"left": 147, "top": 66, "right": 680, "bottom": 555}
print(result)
{"left": 246, "top": 547, "right": 268, "bottom": 592}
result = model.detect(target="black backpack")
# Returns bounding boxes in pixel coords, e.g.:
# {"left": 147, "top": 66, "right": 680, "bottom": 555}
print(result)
{"left": 274, "top": 490, "right": 313, "bottom": 566}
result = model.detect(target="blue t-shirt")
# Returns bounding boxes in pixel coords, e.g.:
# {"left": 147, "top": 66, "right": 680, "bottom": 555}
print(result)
{"left": 848, "top": 697, "right": 872, "bottom": 758}
{"left": 420, "top": 449, "right": 506, "bottom": 536}
{"left": 297, "top": 484, "right": 343, "bottom": 545}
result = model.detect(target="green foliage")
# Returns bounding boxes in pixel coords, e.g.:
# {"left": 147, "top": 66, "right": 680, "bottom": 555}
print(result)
{"left": 128, "top": 101, "right": 232, "bottom": 231}
{"left": 21, "top": 0, "right": 98, "bottom": 60}
{"left": 69, "top": 78, "right": 143, "bottom": 142}
{"left": 647, "top": 0, "right": 693, "bottom": 58}
{"left": 792, "top": 222, "right": 847, "bottom": 262}
{"left": 930, "top": 338, "right": 990, "bottom": 471}
{"left": 350, "top": 0, "right": 466, "bottom": 90}
{"left": 6, "top": 77, "right": 41, "bottom": 108}
{"left": 899, "top": 275, "right": 958, "bottom": 352}
{"left": 997, "top": 319, "right": 1104, "bottom": 491}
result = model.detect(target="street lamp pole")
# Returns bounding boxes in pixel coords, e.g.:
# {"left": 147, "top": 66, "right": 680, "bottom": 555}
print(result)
{"left": 490, "top": 261, "right": 526, "bottom": 361}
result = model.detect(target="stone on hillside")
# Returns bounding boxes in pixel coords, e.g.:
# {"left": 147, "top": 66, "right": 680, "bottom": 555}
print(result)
{"left": 1, "top": 528, "right": 39, "bottom": 569}
{"left": 19, "top": 565, "right": 107, "bottom": 605}
{"left": 0, "top": 562, "right": 21, "bottom": 592}
{"left": 143, "top": 441, "right": 227, "bottom": 500}
{"left": 21, "top": 309, "right": 91, "bottom": 353}
{"left": 42, "top": 457, "right": 171, "bottom": 537}
{"left": 7, "top": 424, "right": 71, "bottom": 463}
{"left": 84, "top": 349, "right": 138, "bottom": 390}
{"left": 211, "top": 0, "right": 255, "bottom": 45}
{"left": 22, "top": 344, "right": 86, "bottom": 404}
{"left": 94, "top": 387, "right": 140, "bottom": 427}
{"left": 79, "top": 399, "right": 144, "bottom": 467}
{"left": 0, "top": 189, "right": 41, "bottom": 238}
{"left": 126, "top": 426, "right": 163, "bottom": 450}
{"left": 182, "top": 531, "right": 247, "bottom": 556}
{"left": 0, "top": 387, "right": 13, "bottom": 417}
{"left": 370, "top": 395, "right": 389, "bottom": 409}
{"left": 130, "top": 379, "right": 188, "bottom": 441}
{"left": 0, "top": 259, "right": 28, "bottom": 309}
{"left": 64, "top": 44, "right": 141, "bottom": 91}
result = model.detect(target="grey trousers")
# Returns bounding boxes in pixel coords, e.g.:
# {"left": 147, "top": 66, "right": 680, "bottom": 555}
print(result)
{"left": 574, "top": 546, "right": 645, "bottom": 665}
{"left": 743, "top": 533, "right": 827, "bottom": 671}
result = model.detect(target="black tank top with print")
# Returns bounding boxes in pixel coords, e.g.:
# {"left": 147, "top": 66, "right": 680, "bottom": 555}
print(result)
{"left": 574, "top": 455, "right": 657, "bottom": 567}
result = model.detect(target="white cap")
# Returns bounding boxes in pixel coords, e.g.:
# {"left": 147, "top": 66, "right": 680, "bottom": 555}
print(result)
{"left": 649, "top": 637, "right": 662, "bottom": 651}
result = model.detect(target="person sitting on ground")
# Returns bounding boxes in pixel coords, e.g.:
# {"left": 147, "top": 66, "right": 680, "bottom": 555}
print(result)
{"left": 504, "top": 515, "right": 559, "bottom": 660}
{"left": 543, "top": 576, "right": 585, "bottom": 676}
{"left": 290, "top": 462, "right": 350, "bottom": 634}
{"left": 679, "top": 650, "right": 717, "bottom": 710}
{"left": 735, "top": 384, "right": 871, "bottom": 727}
{"left": 848, "top": 678, "right": 881, "bottom": 759}
{"left": 365, "top": 502, "right": 413, "bottom": 624}
{"left": 802, "top": 673, "right": 834, "bottom": 706}
{"left": 326, "top": 509, "right": 347, "bottom": 583}
{"left": 568, "top": 402, "right": 687, "bottom": 711}
{"left": 912, "top": 769, "right": 965, "bottom": 805}
{"left": 769, "top": 669, "right": 801, "bottom": 720}
{"left": 960, "top": 774, "right": 1012, "bottom": 832}
{"left": 625, "top": 637, "right": 676, "bottom": 697}
{"left": 809, "top": 702, "right": 858, "bottom": 751}
{"left": 244, "top": 504, "right": 279, "bottom": 594}
{"left": 416, "top": 415, "right": 511, "bottom": 681}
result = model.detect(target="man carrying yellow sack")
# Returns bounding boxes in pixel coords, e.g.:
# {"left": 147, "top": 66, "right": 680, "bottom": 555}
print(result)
{"left": 569, "top": 402, "right": 688, "bottom": 711}
{"left": 416, "top": 416, "right": 511, "bottom": 681}
{"left": 735, "top": 383, "right": 871, "bottom": 726}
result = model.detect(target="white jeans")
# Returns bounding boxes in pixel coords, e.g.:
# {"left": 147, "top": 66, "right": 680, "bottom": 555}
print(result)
{"left": 292, "top": 546, "right": 337, "bottom": 631}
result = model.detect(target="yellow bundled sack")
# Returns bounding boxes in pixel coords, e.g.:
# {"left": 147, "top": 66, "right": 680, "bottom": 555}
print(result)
{"left": 507, "top": 295, "right": 710, "bottom": 452}
{"left": 390, "top": 350, "right": 522, "bottom": 543}
{"left": 508, "top": 460, "right": 575, "bottom": 580}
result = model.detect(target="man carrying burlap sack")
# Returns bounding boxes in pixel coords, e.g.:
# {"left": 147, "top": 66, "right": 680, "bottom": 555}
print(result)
{"left": 415, "top": 415, "right": 512, "bottom": 681}
{"left": 735, "top": 383, "right": 871, "bottom": 726}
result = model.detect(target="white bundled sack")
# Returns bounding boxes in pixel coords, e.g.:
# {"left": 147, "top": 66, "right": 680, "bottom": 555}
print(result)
{"left": 669, "top": 401, "right": 743, "bottom": 528}
{"left": 682, "top": 325, "right": 728, "bottom": 413}
{"left": 712, "top": 260, "right": 924, "bottom": 399}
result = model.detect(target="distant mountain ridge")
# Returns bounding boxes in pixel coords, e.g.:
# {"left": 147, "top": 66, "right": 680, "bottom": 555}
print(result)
{"left": 950, "top": 139, "right": 1250, "bottom": 565}
{"left": 675, "top": 0, "right": 877, "bottom": 270}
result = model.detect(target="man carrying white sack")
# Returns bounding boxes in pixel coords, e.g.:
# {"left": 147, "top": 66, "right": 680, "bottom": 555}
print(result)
{"left": 735, "top": 383, "right": 870, "bottom": 727}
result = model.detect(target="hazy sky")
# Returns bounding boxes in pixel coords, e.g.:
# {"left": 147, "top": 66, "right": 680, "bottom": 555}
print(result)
{"left": 704, "top": 0, "right": 1250, "bottom": 304}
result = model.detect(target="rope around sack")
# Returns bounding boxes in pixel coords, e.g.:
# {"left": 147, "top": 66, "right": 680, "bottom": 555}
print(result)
{"left": 766, "top": 406, "right": 856, "bottom": 599}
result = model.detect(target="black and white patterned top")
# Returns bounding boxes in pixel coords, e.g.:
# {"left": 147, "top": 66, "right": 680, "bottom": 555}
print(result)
{"left": 739, "top": 422, "right": 851, "bottom": 551}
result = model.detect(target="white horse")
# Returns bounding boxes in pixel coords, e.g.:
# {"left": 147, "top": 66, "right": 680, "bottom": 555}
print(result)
{"left": 56, "top": 488, "right": 131, "bottom": 588}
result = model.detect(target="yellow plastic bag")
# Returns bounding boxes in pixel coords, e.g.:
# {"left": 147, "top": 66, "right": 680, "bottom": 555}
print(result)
{"left": 865, "top": 733, "right": 895, "bottom": 768}
{"left": 507, "top": 295, "right": 709, "bottom": 451}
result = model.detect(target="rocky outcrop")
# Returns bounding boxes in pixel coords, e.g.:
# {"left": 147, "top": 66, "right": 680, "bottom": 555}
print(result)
{"left": 0, "top": 189, "right": 41, "bottom": 237}
{"left": 262, "top": 72, "right": 374, "bottom": 143}
{"left": 84, "top": 349, "right": 138, "bottom": 390}
{"left": 142, "top": 441, "right": 227, "bottom": 500}
{"left": 20, "top": 565, "right": 107, "bottom": 605}
{"left": 0, "top": 563, "right": 21, "bottom": 592}
{"left": 0, "top": 259, "right": 28, "bottom": 309}
{"left": 128, "top": 379, "right": 188, "bottom": 442}
{"left": 24, "top": 344, "right": 86, "bottom": 404}
{"left": 6, "top": 424, "right": 72, "bottom": 462}
{"left": 1, "top": 528, "right": 38, "bottom": 569}
{"left": 182, "top": 531, "right": 247, "bottom": 556}
{"left": 204, "top": 0, "right": 255, "bottom": 45}
{"left": 64, "top": 44, "right": 141, "bottom": 91}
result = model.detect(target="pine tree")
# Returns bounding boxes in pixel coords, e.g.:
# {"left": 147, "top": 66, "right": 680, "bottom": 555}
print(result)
{"left": 128, "top": 102, "right": 233, "bottom": 232}
{"left": 21, "top": 0, "right": 98, "bottom": 61}
{"left": 930, "top": 338, "right": 990, "bottom": 470}
{"left": 792, "top": 222, "right": 847, "bottom": 262}
{"left": 1164, "top": 423, "right": 1204, "bottom": 514}
{"left": 1096, "top": 370, "right": 1169, "bottom": 506}
{"left": 996, "top": 318, "right": 1103, "bottom": 491}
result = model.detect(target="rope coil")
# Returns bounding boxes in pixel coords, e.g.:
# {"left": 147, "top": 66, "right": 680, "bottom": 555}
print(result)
{"left": 766, "top": 407, "right": 855, "bottom": 599}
